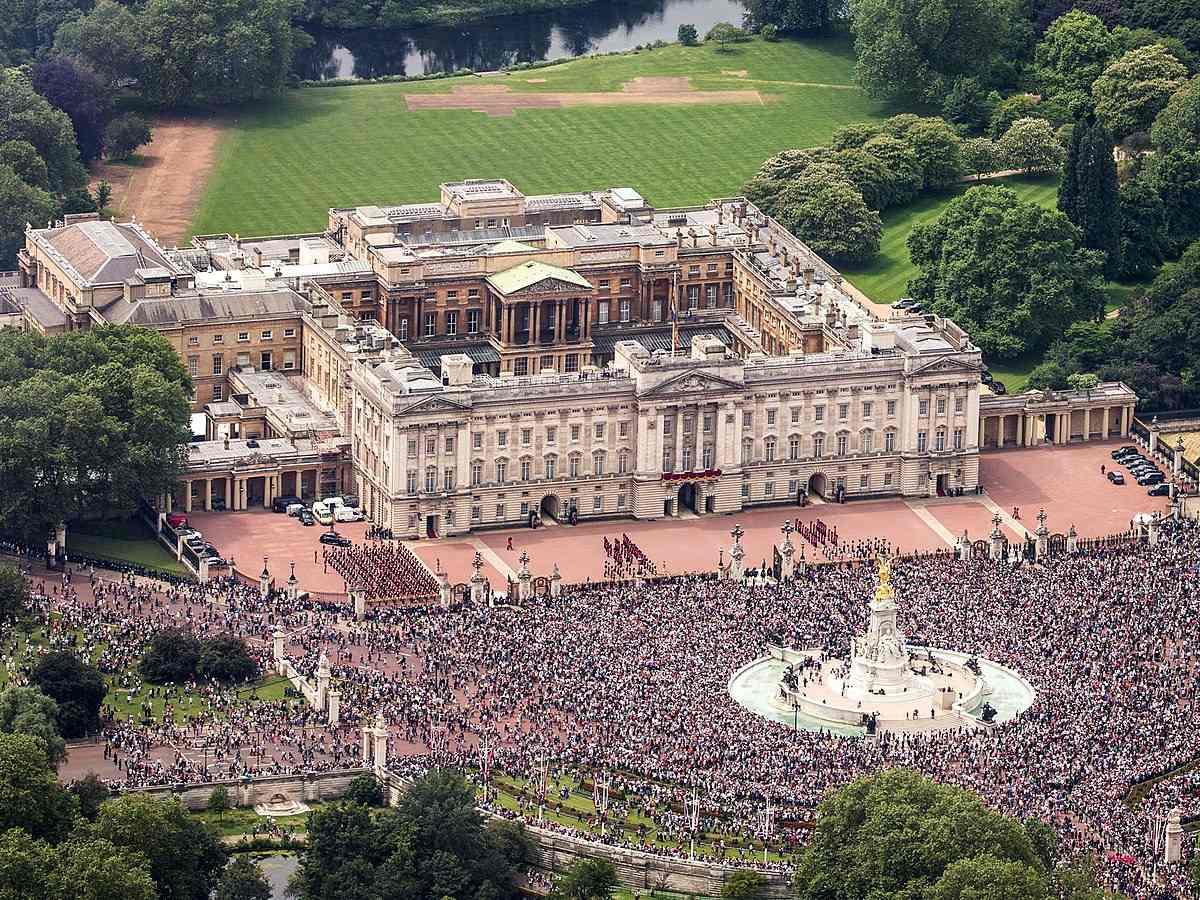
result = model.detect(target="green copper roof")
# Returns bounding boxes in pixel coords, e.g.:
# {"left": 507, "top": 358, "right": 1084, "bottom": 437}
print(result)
{"left": 486, "top": 260, "right": 591, "bottom": 295}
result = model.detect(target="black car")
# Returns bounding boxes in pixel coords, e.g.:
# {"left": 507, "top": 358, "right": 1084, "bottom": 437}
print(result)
{"left": 1129, "top": 463, "right": 1159, "bottom": 476}
{"left": 298, "top": 509, "right": 315, "bottom": 526}
{"left": 1116, "top": 452, "right": 1143, "bottom": 464}
{"left": 273, "top": 494, "right": 302, "bottom": 513}
{"left": 319, "top": 532, "right": 352, "bottom": 547}
{"left": 1148, "top": 483, "right": 1172, "bottom": 496}
{"left": 1112, "top": 448, "right": 1140, "bottom": 461}
{"left": 980, "top": 371, "right": 995, "bottom": 385}
{"left": 207, "top": 557, "right": 229, "bottom": 568}
{"left": 1107, "top": 471, "right": 1124, "bottom": 484}
{"left": 991, "top": 381, "right": 1007, "bottom": 395}
{"left": 1137, "top": 472, "right": 1165, "bottom": 486}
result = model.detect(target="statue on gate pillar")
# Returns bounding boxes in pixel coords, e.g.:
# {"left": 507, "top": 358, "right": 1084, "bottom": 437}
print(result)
{"left": 1035, "top": 509, "right": 1049, "bottom": 561}
{"left": 728, "top": 524, "right": 746, "bottom": 580}
{"left": 286, "top": 561, "right": 299, "bottom": 602}
{"left": 316, "top": 652, "right": 330, "bottom": 712}
{"left": 989, "top": 513, "right": 1004, "bottom": 561}
{"left": 437, "top": 566, "right": 452, "bottom": 608}
{"left": 259, "top": 557, "right": 270, "bottom": 600}
{"left": 779, "top": 522, "right": 795, "bottom": 580}
{"left": 1067, "top": 523, "right": 1078, "bottom": 553}
{"left": 469, "top": 551, "right": 488, "bottom": 605}
{"left": 550, "top": 562, "right": 563, "bottom": 598}
{"left": 517, "top": 551, "right": 532, "bottom": 602}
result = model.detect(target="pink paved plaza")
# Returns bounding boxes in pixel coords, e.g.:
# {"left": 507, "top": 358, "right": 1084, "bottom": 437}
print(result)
{"left": 185, "top": 441, "right": 1169, "bottom": 592}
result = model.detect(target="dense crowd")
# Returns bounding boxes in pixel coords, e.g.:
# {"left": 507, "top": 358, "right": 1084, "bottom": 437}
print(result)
{"left": 323, "top": 541, "right": 438, "bottom": 602}
{"left": 5, "top": 519, "right": 1200, "bottom": 896}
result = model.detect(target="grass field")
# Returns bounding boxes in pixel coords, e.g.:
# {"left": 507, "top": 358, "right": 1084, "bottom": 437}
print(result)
{"left": 191, "top": 37, "right": 892, "bottom": 236}
{"left": 838, "top": 175, "right": 1062, "bottom": 303}
{"left": 68, "top": 517, "right": 188, "bottom": 575}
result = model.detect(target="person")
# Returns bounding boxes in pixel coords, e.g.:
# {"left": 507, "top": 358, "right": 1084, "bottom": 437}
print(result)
{"left": 507, "top": 537, "right": 514, "bottom": 551}
{"left": 1101, "top": 464, "right": 1106, "bottom": 475}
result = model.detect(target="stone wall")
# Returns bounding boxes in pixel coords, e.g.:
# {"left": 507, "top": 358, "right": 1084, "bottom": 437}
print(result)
{"left": 134, "top": 768, "right": 370, "bottom": 811}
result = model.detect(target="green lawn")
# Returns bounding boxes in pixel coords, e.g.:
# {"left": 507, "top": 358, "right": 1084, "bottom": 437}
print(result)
{"left": 839, "top": 175, "right": 1062, "bottom": 304}
{"left": 67, "top": 532, "right": 187, "bottom": 575}
{"left": 191, "top": 37, "right": 894, "bottom": 236}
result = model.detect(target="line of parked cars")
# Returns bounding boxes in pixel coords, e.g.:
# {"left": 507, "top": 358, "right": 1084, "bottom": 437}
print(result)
{"left": 171, "top": 522, "right": 228, "bottom": 568}
{"left": 271, "top": 493, "right": 362, "bottom": 543}
{"left": 1109, "top": 445, "right": 1171, "bottom": 494}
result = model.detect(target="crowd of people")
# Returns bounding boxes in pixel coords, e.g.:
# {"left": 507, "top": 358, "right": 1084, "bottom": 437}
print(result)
{"left": 323, "top": 541, "right": 438, "bottom": 602}
{"left": 602, "top": 534, "right": 658, "bottom": 581}
{"left": 4, "top": 517, "right": 1200, "bottom": 897}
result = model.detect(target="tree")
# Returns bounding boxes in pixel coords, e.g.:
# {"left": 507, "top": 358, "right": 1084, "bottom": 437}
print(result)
{"left": 831, "top": 122, "right": 883, "bottom": 150}
{"left": 776, "top": 177, "right": 882, "bottom": 264}
{"left": 759, "top": 23, "right": 779, "bottom": 42}
{"left": 1059, "top": 116, "right": 1121, "bottom": 277}
{"left": 53, "top": 0, "right": 144, "bottom": 87}
{"left": 794, "top": 770, "right": 1045, "bottom": 900}
{"left": 553, "top": 858, "right": 618, "bottom": 900}
{"left": 942, "top": 77, "right": 996, "bottom": 133}
{"left": 208, "top": 785, "right": 231, "bottom": 819}
{"left": 57, "top": 837, "right": 159, "bottom": 900}
{"left": 0, "top": 326, "right": 192, "bottom": 544}
{"left": 1151, "top": 75, "right": 1200, "bottom": 154}
{"left": 1118, "top": 176, "right": 1170, "bottom": 279}
{"left": 989, "top": 93, "right": 1042, "bottom": 139}
{"left": 903, "top": 117, "right": 965, "bottom": 188}
{"left": 0, "top": 163, "right": 55, "bottom": 268}
{"left": 1092, "top": 44, "right": 1190, "bottom": 139}
{"left": 0, "top": 566, "right": 30, "bottom": 623}
{"left": 30, "top": 57, "right": 114, "bottom": 163}
{"left": 60, "top": 188, "right": 98, "bottom": 215}
{"left": 215, "top": 857, "right": 270, "bottom": 900}
{"left": 0, "top": 140, "right": 49, "bottom": 189}
{"left": 999, "top": 117, "right": 1067, "bottom": 174}
{"left": 28, "top": 651, "right": 106, "bottom": 739}
{"left": 196, "top": 635, "right": 257, "bottom": 684}
{"left": 677, "top": 23, "right": 698, "bottom": 46}
{"left": 71, "top": 772, "right": 112, "bottom": 820}
{"left": 0, "top": 827, "right": 58, "bottom": 900}
{"left": 1067, "top": 372, "right": 1101, "bottom": 397}
{"left": 850, "top": 0, "right": 1020, "bottom": 105}
{"left": 745, "top": 0, "right": 840, "bottom": 34}
{"left": 0, "top": 686, "right": 65, "bottom": 765}
{"left": 94, "top": 180, "right": 112, "bottom": 210}
{"left": 1144, "top": 147, "right": 1200, "bottom": 251}
{"left": 1034, "top": 10, "right": 1118, "bottom": 97}
{"left": 0, "top": 733, "right": 78, "bottom": 843}
{"left": 103, "top": 113, "right": 151, "bottom": 161}
{"left": 931, "top": 855, "right": 1048, "bottom": 900}
{"left": 962, "top": 137, "right": 1002, "bottom": 179}
{"left": 860, "top": 135, "right": 923, "bottom": 205}
{"left": 343, "top": 773, "right": 384, "bottom": 807}
{"left": 88, "top": 793, "right": 227, "bottom": 900}
{"left": 140, "top": 629, "right": 202, "bottom": 683}
{"left": 139, "top": 0, "right": 295, "bottom": 106}
{"left": 0, "top": 68, "right": 86, "bottom": 193}
{"left": 907, "top": 185, "right": 1104, "bottom": 358}
{"left": 720, "top": 869, "right": 768, "bottom": 899}
{"left": 706, "top": 22, "right": 748, "bottom": 51}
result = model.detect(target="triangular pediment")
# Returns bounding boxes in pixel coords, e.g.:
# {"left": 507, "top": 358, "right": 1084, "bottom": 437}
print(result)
{"left": 507, "top": 276, "right": 586, "bottom": 296}
{"left": 910, "top": 356, "right": 983, "bottom": 377}
{"left": 397, "top": 393, "right": 471, "bottom": 416}
{"left": 641, "top": 369, "right": 743, "bottom": 398}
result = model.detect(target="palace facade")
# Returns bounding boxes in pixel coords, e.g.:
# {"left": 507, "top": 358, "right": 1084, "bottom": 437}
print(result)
{"left": 4, "top": 180, "right": 1137, "bottom": 534}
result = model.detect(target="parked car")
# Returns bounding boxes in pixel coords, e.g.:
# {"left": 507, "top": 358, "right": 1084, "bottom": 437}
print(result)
{"left": 1147, "top": 483, "right": 1171, "bottom": 496}
{"left": 206, "top": 557, "right": 229, "bottom": 568}
{"left": 1112, "top": 448, "right": 1139, "bottom": 460}
{"left": 1115, "top": 452, "right": 1143, "bottom": 464}
{"left": 211, "top": 497, "right": 226, "bottom": 511}
{"left": 335, "top": 506, "right": 365, "bottom": 523}
{"left": 1137, "top": 472, "right": 1165, "bottom": 486}
{"left": 286, "top": 502, "right": 305, "bottom": 517}
{"left": 991, "top": 381, "right": 1007, "bottom": 395}
{"left": 1129, "top": 463, "right": 1159, "bottom": 476}
{"left": 166, "top": 513, "right": 188, "bottom": 528}
{"left": 312, "top": 502, "right": 334, "bottom": 526}
{"left": 273, "top": 495, "right": 301, "bottom": 513}
{"left": 980, "top": 370, "right": 994, "bottom": 385}
{"left": 298, "top": 509, "right": 315, "bottom": 526}
{"left": 319, "top": 532, "right": 352, "bottom": 547}
{"left": 323, "top": 496, "right": 345, "bottom": 510}
{"left": 1107, "top": 471, "right": 1124, "bottom": 484}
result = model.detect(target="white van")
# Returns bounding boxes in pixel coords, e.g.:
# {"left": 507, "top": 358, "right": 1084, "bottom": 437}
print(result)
{"left": 286, "top": 502, "right": 304, "bottom": 517}
{"left": 335, "top": 506, "right": 364, "bottom": 523}
{"left": 312, "top": 502, "right": 334, "bottom": 526}
{"left": 324, "top": 496, "right": 345, "bottom": 510}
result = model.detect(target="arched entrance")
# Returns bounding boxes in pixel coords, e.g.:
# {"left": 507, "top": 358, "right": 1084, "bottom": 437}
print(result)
{"left": 808, "top": 473, "right": 828, "bottom": 499}
{"left": 679, "top": 483, "right": 698, "bottom": 514}
{"left": 540, "top": 494, "right": 560, "bottom": 522}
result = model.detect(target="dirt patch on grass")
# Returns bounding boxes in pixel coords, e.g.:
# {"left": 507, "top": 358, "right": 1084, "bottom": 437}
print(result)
{"left": 89, "top": 115, "right": 225, "bottom": 245}
{"left": 721, "top": 69, "right": 749, "bottom": 78}
{"left": 524, "top": 78, "right": 548, "bottom": 83}
{"left": 405, "top": 76, "right": 765, "bottom": 117}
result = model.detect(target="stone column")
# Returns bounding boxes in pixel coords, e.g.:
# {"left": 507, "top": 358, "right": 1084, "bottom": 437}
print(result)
{"left": 989, "top": 514, "right": 1004, "bottom": 561}
{"left": 469, "top": 551, "right": 487, "bottom": 605}
{"left": 1173, "top": 436, "right": 1184, "bottom": 477}
{"left": 1102, "top": 407, "right": 1110, "bottom": 440}
{"left": 352, "top": 590, "right": 365, "bottom": 620}
{"left": 327, "top": 690, "right": 340, "bottom": 726}
{"left": 1149, "top": 418, "right": 1159, "bottom": 453}
{"left": 203, "top": 479, "right": 212, "bottom": 511}
{"left": 184, "top": 481, "right": 193, "bottom": 513}
{"left": 550, "top": 562, "right": 562, "bottom": 598}
{"left": 315, "top": 652, "right": 330, "bottom": 712}
{"left": 779, "top": 522, "right": 795, "bottom": 580}
{"left": 272, "top": 629, "right": 285, "bottom": 674}
{"left": 1121, "top": 405, "right": 1130, "bottom": 437}
{"left": 1082, "top": 408, "right": 1091, "bottom": 441}
{"left": 438, "top": 569, "right": 452, "bottom": 608}
{"left": 1165, "top": 808, "right": 1183, "bottom": 863}
{"left": 675, "top": 406, "right": 685, "bottom": 472}
{"left": 1067, "top": 524, "right": 1078, "bottom": 553}
{"left": 517, "top": 551, "right": 532, "bottom": 602}
{"left": 361, "top": 722, "right": 373, "bottom": 763}
{"left": 223, "top": 477, "right": 231, "bottom": 510}
{"left": 372, "top": 712, "right": 388, "bottom": 777}
{"left": 1035, "top": 509, "right": 1049, "bottom": 560}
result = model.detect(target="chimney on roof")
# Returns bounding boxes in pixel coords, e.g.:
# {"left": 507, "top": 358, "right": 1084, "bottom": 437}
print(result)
{"left": 717, "top": 207, "right": 724, "bottom": 225}
{"left": 781, "top": 246, "right": 789, "bottom": 267}
{"left": 803, "top": 267, "right": 814, "bottom": 288}
{"left": 676, "top": 230, "right": 683, "bottom": 249}
{"left": 688, "top": 227, "right": 697, "bottom": 248}
{"left": 224, "top": 437, "right": 230, "bottom": 450}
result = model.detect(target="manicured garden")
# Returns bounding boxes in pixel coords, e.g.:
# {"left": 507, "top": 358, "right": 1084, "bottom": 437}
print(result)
{"left": 190, "top": 37, "right": 891, "bottom": 237}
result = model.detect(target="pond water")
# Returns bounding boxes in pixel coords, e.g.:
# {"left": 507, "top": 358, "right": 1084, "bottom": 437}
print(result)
{"left": 295, "top": 0, "right": 748, "bottom": 80}
{"left": 255, "top": 854, "right": 299, "bottom": 900}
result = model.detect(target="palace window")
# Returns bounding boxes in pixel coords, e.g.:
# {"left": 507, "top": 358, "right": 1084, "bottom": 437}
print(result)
{"left": 598, "top": 302, "right": 610, "bottom": 324}
{"left": 424, "top": 467, "right": 437, "bottom": 492}
{"left": 839, "top": 403, "right": 849, "bottom": 420}
{"left": 954, "top": 428, "right": 964, "bottom": 450}
{"left": 424, "top": 313, "right": 436, "bottom": 337}
{"left": 862, "top": 430, "right": 874, "bottom": 453}
{"left": 212, "top": 354, "right": 224, "bottom": 376}
{"left": 467, "top": 309, "right": 480, "bottom": 333}
{"left": 261, "top": 330, "right": 272, "bottom": 341}
{"left": 863, "top": 401, "right": 873, "bottom": 418}
{"left": 885, "top": 430, "right": 896, "bottom": 452}
{"left": 887, "top": 400, "right": 897, "bottom": 416}
{"left": 652, "top": 300, "right": 662, "bottom": 321}
{"left": 284, "top": 328, "right": 296, "bottom": 338}
{"left": 742, "top": 438, "right": 753, "bottom": 464}
{"left": 788, "top": 436, "right": 800, "bottom": 460}
{"left": 955, "top": 397, "right": 965, "bottom": 413}
{"left": 570, "top": 455, "right": 582, "bottom": 478}
{"left": 687, "top": 285, "right": 700, "bottom": 308}
{"left": 426, "top": 437, "right": 436, "bottom": 454}
{"left": 860, "top": 472, "right": 870, "bottom": 488}
{"left": 618, "top": 450, "right": 629, "bottom": 474}
{"left": 260, "top": 351, "right": 272, "bottom": 370}
{"left": 814, "top": 405, "right": 825, "bottom": 423}
{"left": 521, "top": 460, "right": 532, "bottom": 481}
{"left": 619, "top": 299, "right": 631, "bottom": 322}
{"left": 521, "top": 428, "right": 532, "bottom": 446}
{"left": 514, "top": 358, "right": 528, "bottom": 376}
{"left": 446, "top": 311, "right": 457, "bottom": 336}
{"left": 496, "top": 459, "right": 508, "bottom": 482}
{"left": 766, "top": 409, "right": 776, "bottom": 426}
{"left": 398, "top": 319, "right": 408, "bottom": 340}
{"left": 594, "top": 421, "right": 605, "bottom": 439}
{"left": 444, "top": 468, "right": 456, "bottom": 491}
{"left": 496, "top": 503, "right": 505, "bottom": 519}
{"left": 497, "top": 430, "right": 508, "bottom": 449}
{"left": 935, "top": 428, "right": 946, "bottom": 452}
{"left": 743, "top": 411, "right": 752, "bottom": 428}
{"left": 472, "top": 432, "right": 483, "bottom": 450}
{"left": 546, "top": 426, "right": 557, "bottom": 445}
{"left": 593, "top": 495, "right": 603, "bottom": 512}
{"left": 593, "top": 451, "right": 606, "bottom": 476}
{"left": 917, "top": 431, "right": 928, "bottom": 453}
{"left": 764, "top": 437, "right": 777, "bottom": 462}
{"left": 705, "top": 284, "right": 717, "bottom": 308}
{"left": 813, "top": 434, "right": 825, "bottom": 458}
{"left": 565, "top": 354, "right": 579, "bottom": 373}
{"left": 663, "top": 449, "right": 673, "bottom": 473}
{"left": 545, "top": 456, "right": 557, "bottom": 479}
{"left": 919, "top": 399, "right": 929, "bottom": 416}
{"left": 937, "top": 398, "right": 946, "bottom": 415}
{"left": 407, "top": 471, "right": 418, "bottom": 494}
{"left": 619, "top": 421, "right": 629, "bottom": 438}
{"left": 571, "top": 424, "right": 581, "bottom": 442}
{"left": 471, "top": 463, "right": 482, "bottom": 487}
{"left": 702, "top": 414, "right": 713, "bottom": 434}
{"left": 702, "top": 445, "right": 714, "bottom": 468}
